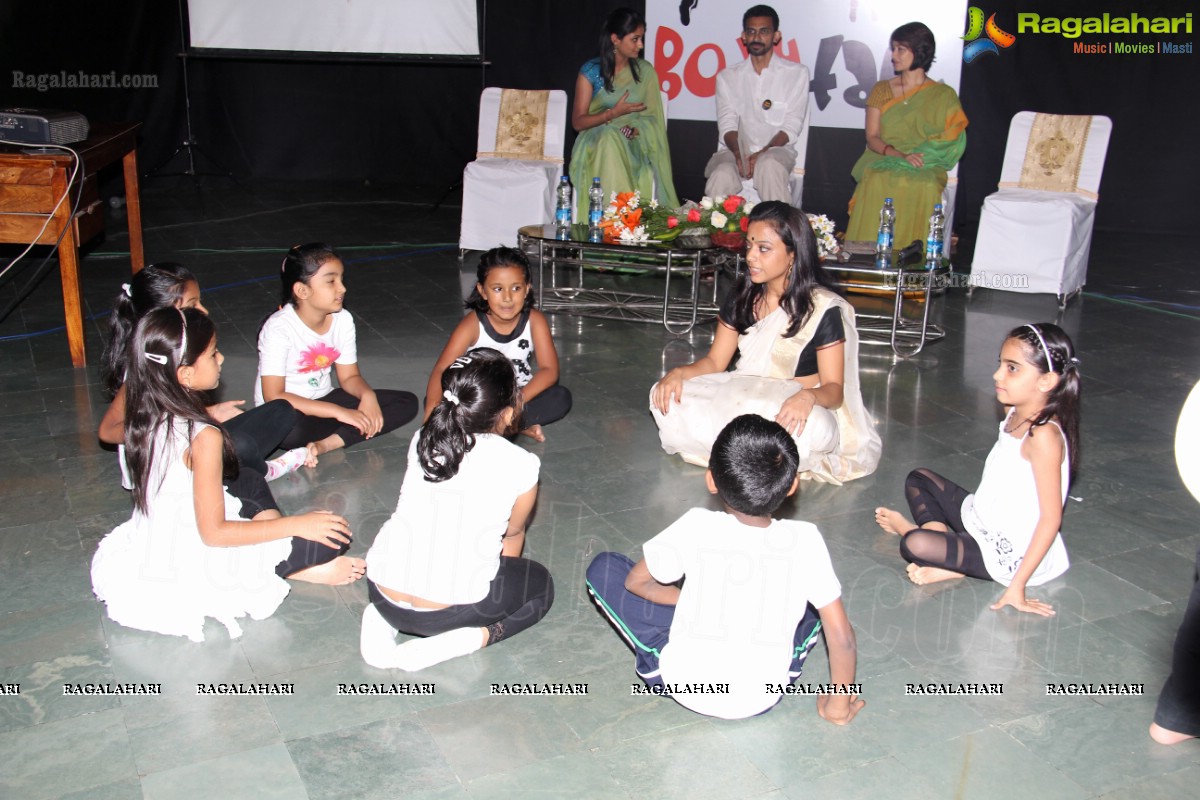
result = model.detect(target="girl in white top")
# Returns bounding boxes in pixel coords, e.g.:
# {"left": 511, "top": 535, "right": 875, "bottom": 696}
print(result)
{"left": 361, "top": 348, "right": 553, "bottom": 671}
{"left": 91, "top": 309, "right": 365, "bottom": 642}
{"left": 257, "top": 243, "right": 418, "bottom": 455}
{"left": 875, "top": 323, "right": 1081, "bottom": 616}
{"left": 424, "top": 246, "right": 570, "bottom": 442}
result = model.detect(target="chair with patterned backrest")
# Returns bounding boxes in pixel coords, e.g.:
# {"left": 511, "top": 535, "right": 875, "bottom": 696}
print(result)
{"left": 970, "top": 111, "right": 1113, "bottom": 307}
{"left": 459, "top": 88, "right": 568, "bottom": 253}
{"left": 736, "top": 98, "right": 810, "bottom": 208}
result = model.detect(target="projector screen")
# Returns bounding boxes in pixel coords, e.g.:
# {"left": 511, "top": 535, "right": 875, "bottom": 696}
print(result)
{"left": 186, "top": 0, "right": 481, "bottom": 59}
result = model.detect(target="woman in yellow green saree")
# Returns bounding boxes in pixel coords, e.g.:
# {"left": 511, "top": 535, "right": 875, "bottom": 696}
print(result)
{"left": 846, "top": 22, "right": 968, "bottom": 249}
{"left": 569, "top": 8, "right": 679, "bottom": 221}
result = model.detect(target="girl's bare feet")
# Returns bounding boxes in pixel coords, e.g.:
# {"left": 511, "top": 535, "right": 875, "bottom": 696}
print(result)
{"left": 290, "top": 556, "right": 366, "bottom": 586}
{"left": 520, "top": 424, "right": 546, "bottom": 442}
{"left": 906, "top": 562, "right": 964, "bottom": 585}
{"left": 312, "top": 434, "right": 345, "bottom": 456}
{"left": 1150, "top": 722, "right": 1196, "bottom": 745}
{"left": 875, "top": 506, "right": 915, "bottom": 535}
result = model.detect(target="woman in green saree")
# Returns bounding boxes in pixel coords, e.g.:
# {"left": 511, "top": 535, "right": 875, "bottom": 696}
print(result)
{"left": 569, "top": 8, "right": 679, "bottom": 221}
{"left": 846, "top": 22, "right": 968, "bottom": 249}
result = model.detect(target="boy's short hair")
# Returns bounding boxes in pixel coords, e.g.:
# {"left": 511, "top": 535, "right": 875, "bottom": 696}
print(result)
{"left": 710, "top": 414, "right": 799, "bottom": 516}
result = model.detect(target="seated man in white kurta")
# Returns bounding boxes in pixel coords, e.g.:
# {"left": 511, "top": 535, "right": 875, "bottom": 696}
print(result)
{"left": 704, "top": 4, "right": 809, "bottom": 203}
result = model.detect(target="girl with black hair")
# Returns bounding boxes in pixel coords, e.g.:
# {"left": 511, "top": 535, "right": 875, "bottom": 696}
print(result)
{"left": 652, "top": 201, "right": 881, "bottom": 483}
{"left": 91, "top": 309, "right": 365, "bottom": 642}
{"left": 424, "top": 246, "right": 570, "bottom": 442}
{"left": 256, "top": 243, "right": 419, "bottom": 454}
{"left": 98, "top": 264, "right": 309, "bottom": 484}
{"left": 875, "top": 323, "right": 1082, "bottom": 616}
{"left": 362, "top": 348, "right": 553, "bottom": 671}
{"left": 568, "top": 7, "right": 678, "bottom": 221}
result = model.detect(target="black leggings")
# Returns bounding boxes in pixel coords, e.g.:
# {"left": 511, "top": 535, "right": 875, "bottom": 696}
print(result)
{"left": 898, "top": 469, "right": 990, "bottom": 580}
{"left": 367, "top": 557, "right": 554, "bottom": 645}
{"left": 522, "top": 385, "right": 572, "bottom": 428}
{"left": 274, "top": 535, "right": 350, "bottom": 579}
{"left": 280, "top": 388, "right": 418, "bottom": 450}
{"left": 224, "top": 399, "right": 297, "bottom": 469}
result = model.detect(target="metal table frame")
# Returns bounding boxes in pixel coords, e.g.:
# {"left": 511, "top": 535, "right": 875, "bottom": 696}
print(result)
{"left": 721, "top": 253, "right": 949, "bottom": 358}
{"left": 824, "top": 259, "right": 950, "bottom": 357}
{"left": 518, "top": 224, "right": 735, "bottom": 335}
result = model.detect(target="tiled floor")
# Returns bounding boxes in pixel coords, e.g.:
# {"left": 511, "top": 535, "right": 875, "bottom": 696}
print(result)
{"left": 1, "top": 180, "right": 1198, "bottom": 799}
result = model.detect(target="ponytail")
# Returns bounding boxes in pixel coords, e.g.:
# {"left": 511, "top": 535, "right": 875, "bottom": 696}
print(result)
{"left": 101, "top": 263, "right": 196, "bottom": 399}
{"left": 417, "top": 349, "right": 521, "bottom": 482}
{"left": 1008, "top": 323, "right": 1082, "bottom": 478}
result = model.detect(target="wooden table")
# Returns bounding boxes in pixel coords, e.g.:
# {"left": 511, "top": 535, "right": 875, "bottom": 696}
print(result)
{"left": 518, "top": 224, "right": 736, "bottom": 335}
{"left": 0, "top": 122, "right": 145, "bottom": 366}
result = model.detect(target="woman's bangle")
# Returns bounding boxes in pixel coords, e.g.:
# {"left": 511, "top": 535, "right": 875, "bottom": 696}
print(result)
{"left": 881, "top": 145, "right": 890, "bottom": 156}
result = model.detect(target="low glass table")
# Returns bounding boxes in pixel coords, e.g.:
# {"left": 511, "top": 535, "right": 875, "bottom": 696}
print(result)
{"left": 821, "top": 254, "right": 951, "bottom": 357}
{"left": 518, "top": 224, "right": 737, "bottom": 334}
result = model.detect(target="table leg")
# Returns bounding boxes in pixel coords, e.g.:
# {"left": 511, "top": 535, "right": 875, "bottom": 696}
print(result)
{"left": 59, "top": 221, "right": 86, "bottom": 367}
{"left": 122, "top": 149, "right": 145, "bottom": 272}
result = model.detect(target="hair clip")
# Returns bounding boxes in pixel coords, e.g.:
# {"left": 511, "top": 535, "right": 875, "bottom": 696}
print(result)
{"left": 443, "top": 389, "right": 460, "bottom": 406}
{"left": 144, "top": 352, "right": 168, "bottom": 365}
{"left": 449, "top": 355, "right": 473, "bottom": 370}
{"left": 1068, "top": 356, "right": 1081, "bottom": 368}
{"left": 121, "top": 282, "right": 132, "bottom": 298}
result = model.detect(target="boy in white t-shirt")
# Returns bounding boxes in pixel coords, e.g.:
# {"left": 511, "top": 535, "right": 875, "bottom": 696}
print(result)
{"left": 586, "top": 414, "right": 864, "bottom": 721}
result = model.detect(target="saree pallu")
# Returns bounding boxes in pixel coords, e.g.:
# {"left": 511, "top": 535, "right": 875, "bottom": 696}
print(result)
{"left": 846, "top": 82, "right": 968, "bottom": 248}
{"left": 569, "top": 59, "right": 679, "bottom": 220}
{"left": 650, "top": 288, "right": 881, "bottom": 484}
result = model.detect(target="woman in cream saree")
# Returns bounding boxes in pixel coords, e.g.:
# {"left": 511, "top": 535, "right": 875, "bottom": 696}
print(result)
{"left": 651, "top": 202, "right": 881, "bottom": 484}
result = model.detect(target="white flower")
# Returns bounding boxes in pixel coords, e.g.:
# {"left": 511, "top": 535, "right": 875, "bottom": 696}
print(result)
{"left": 743, "top": 201, "right": 756, "bottom": 214}
{"left": 619, "top": 225, "right": 648, "bottom": 243}
{"left": 699, "top": 196, "right": 714, "bottom": 209}
{"left": 710, "top": 210, "right": 728, "bottom": 229}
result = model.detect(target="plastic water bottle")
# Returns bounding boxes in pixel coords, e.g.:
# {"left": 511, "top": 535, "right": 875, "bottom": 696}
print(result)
{"left": 875, "top": 198, "right": 895, "bottom": 263}
{"left": 587, "top": 177, "right": 604, "bottom": 243}
{"left": 925, "top": 203, "right": 945, "bottom": 268}
{"left": 554, "top": 176, "right": 572, "bottom": 240}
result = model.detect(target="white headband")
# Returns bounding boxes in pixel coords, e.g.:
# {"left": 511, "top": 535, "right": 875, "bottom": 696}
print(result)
{"left": 1023, "top": 324, "right": 1053, "bottom": 371}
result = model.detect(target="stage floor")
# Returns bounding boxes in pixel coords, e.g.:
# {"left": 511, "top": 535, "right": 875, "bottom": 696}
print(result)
{"left": 1, "top": 179, "right": 1198, "bottom": 799}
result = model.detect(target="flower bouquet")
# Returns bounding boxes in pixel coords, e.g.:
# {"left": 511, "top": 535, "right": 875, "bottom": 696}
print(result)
{"left": 806, "top": 213, "right": 842, "bottom": 262}
{"left": 598, "top": 190, "right": 651, "bottom": 244}
{"left": 643, "top": 194, "right": 755, "bottom": 251}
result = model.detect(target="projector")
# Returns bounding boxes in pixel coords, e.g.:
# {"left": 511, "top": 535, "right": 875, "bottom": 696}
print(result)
{"left": 0, "top": 108, "right": 90, "bottom": 144}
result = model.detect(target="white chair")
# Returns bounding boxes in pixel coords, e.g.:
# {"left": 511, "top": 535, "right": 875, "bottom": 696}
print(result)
{"left": 459, "top": 88, "right": 568, "bottom": 252}
{"left": 942, "top": 162, "right": 959, "bottom": 243}
{"left": 970, "top": 111, "right": 1112, "bottom": 307}
{"left": 737, "top": 99, "right": 811, "bottom": 208}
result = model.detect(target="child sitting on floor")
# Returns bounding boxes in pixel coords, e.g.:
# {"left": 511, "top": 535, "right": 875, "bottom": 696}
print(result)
{"left": 586, "top": 414, "right": 863, "bottom": 721}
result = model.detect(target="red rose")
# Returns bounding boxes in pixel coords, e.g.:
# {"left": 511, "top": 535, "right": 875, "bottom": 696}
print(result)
{"left": 667, "top": 216, "right": 679, "bottom": 228}
{"left": 723, "top": 195, "right": 744, "bottom": 214}
{"left": 740, "top": 215, "right": 750, "bottom": 232}
{"left": 687, "top": 208, "right": 701, "bottom": 223}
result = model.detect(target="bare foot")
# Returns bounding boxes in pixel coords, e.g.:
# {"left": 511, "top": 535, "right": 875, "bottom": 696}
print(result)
{"left": 906, "top": 562, "right": 964, "bottom": 585}
{"left": 875, "top": 506, "right": 916, "bottom": 535}
{"left": 289, "top": 556, "right": 366, "bottom": 586}
{"left": 312, "top": 434, "right": 345, "bottom": 456}
{"left": 304, "top": 442, "right": 320, "bottom": 467}
{"left": 520, "top": 424, "right": 546, "bottom": 442}
{"left": 1150, "top": 722, "right": 1196, "bottom": 745}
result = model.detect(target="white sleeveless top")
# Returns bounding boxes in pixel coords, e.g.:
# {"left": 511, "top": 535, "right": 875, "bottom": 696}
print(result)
{"left": 961, "top": 411, "right": 1070, "bottom": 587}
{"left": 471, "top": 310, "right": 534, "bottom": 387}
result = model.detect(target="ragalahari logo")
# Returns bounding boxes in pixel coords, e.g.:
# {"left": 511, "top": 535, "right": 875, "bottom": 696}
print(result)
{"left": 962, "top": 7, "right": 1017, "bottom": 62}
